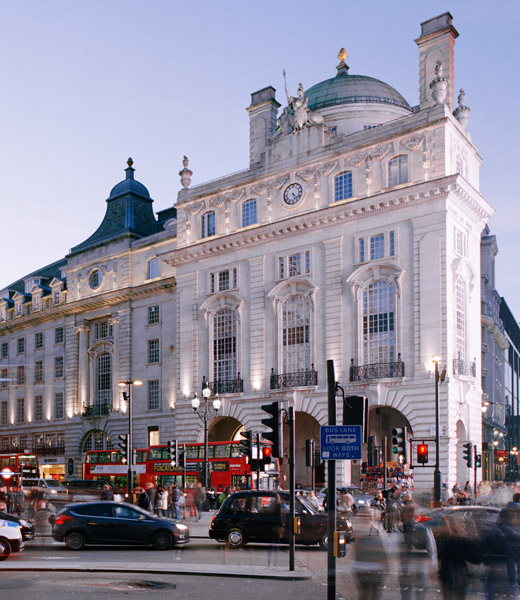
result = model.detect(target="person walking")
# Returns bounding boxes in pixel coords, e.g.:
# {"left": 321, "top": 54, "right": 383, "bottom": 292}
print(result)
{"left": 169, "top": 482, "right": 182, "bottom": 519}
{"left": 135, "top": 487, "right": 153, "bottom": 511}
{"left": 156, "top": 485, "right": 168, "bottom": 517}
{"left": 369, "top": 491, "right": 386, "bottom": 536}
{"left": 101, "top": 483, "right": 114, "bottom": 501}
{"left": 194, "top": 482, "right": 206, "bottom": 521}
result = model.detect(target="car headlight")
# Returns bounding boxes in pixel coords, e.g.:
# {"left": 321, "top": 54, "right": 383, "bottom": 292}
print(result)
{"left": 19, "top": 519, "right": 32, "bottom": 528}
{"left": 176, "top": 524, "right": 188, "bottom": 532}
{"left": 358, "top": 500, "right": 367, "bottom": 505}
{"left": 50, "top": 489, "right": 57, "bottom": 494}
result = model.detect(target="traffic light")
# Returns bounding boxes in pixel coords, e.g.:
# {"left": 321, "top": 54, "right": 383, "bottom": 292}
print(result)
{"left": 261, "top": 446, "right": 272, "bottom": 468}
{"left": 417, "top": 443, "right": 428, "bottom": 465}
{"left": 261, "top": 401, "right": 282, "bottom": 458}
{"left": 118, "top": 434, "right": 128, "bottom": 462}
{"left": 305, "top": 439, "right": 315, "bottom": 468}
{"left": 475, "top": 453, "right": 482, "bottom": 468}
{"left": 240, "top": 430, "right": 253, "bottom": 463}
{"left": 168, "top": 440, "right": 178, "bottom": 466}
{"left": 463, "top": 442, "right": 474, "bottom": 468}
{"left": 391, "top": 427, "right": 407, "bottom": 463}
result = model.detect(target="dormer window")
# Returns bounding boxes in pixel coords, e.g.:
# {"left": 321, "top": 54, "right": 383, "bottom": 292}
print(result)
{"left": 201, "top": 211, "right": 216, "bottom": 238}
{"left": 88, "top": 269, "right": 102, "bottom": 290}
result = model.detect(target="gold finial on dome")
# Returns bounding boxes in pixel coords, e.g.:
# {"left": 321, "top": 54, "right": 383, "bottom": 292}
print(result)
{"left": 127, "top": 157, "right": 134, "bottom": 167}
{"left": 336, "top": 48, "right": 349, "bottom": 73}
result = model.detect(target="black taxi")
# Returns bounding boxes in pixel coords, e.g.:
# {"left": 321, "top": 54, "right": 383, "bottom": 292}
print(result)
{"left": 209, "top": 490, "right": 354, "bottom": 550}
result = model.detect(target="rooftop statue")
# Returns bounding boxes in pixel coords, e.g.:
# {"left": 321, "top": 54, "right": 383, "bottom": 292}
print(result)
{"left": 284, "top": 72, "right": 324, "bottom": 132}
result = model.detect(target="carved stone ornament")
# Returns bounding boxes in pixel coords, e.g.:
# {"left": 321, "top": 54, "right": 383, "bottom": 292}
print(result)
{"left": 429, "top": 60, "right": 448, "bottom": 104}
{"left": 296, "top": 168, "right": 316, "bottom": 182}
{"left": 209, "top": 195, "right": 226, "bottom": 209}
{"left": 318, "top": 162, "right": 337, "bottom": 177}
{"left": 453, "top": 88, "right": 470, "bottom": 129}
{"left": 227, "top": 189, "right": 245, "bottom": 203}
{"left": 400, "top": 136, "right": 425, "bottom": 151}
{"left": 179, "top": 155, "right": 193, "bottom": 189}
{"left": 251, "top": 183, "right": 269, "bottom": 196}
{"left": 272, "top": 174, "right": 290, "bottom": 190}
{"left": 346, "top": 152, "right": 368, "bottom": 167}
{"left": 190, "top": 201, "right": 205, "bottom": 215}
{"left": 371, "top": 144, "right": 393, "bottom": 162}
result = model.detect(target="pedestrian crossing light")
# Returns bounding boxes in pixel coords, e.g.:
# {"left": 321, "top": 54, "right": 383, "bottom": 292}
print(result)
{"left": 391, "top": 427, "right": 407, "bottom": 463}
{"left": 261, "top": 445, "right": 272, "bottom": 468}
{"left": 417, "top": 443, "right": 428, "bottom": 464}
{"left": 261, "top": 401, "right": 283, "bottom": 458}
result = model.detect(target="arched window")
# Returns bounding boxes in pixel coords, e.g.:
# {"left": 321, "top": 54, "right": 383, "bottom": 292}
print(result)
{"left": 388, "top": 155, "right": 408, "bottom": 187}
{"left": 282, "top": 295, "right": 311, "bottom": 374}
{"left": 362, "top": 281, "right": 396, "bottom": 364}
{"left": 96, "top": 352, "right": 112, "bottom": 409}
{"left": 213, "top": 308, "right": 237, "bottom": 383}
{"left": 242, "top": 198, "right": 257, "bottom": 227}
{"left": 334, "top": 171, "right": 353, "bottom": 201}
{"left": 147, "top": 257, "right": 159, "bottom": 279}
{"left": 202, "top": 211, "right": 216, "bottom": 238}
{"left": 455, "top": 279, "right": 466, "bottom": 360}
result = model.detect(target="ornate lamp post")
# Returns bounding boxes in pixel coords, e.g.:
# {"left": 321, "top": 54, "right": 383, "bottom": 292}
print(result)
{"left": 432, "top": 356, "right": 446, "bottom": 506}
{"left": 118, "top": 379, "right": 142, "bottom": 497}
{"left": 191, "top": 381, "right": 221, "bottom": 488}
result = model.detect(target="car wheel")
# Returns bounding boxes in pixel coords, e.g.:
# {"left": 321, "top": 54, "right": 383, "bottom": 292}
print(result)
{"left": 319, "top": 533, "right": 328, "bottom": 550}
{"left": 0, "top": 539, "right": 11, "bottom": 561}
{"left": 152, "top": 531, "right": 173, "bottom": 551}
{"left": 64, "top": 531, "right": 86, "bottom": 550}
{"left": 226, "top": 528, "right": 246, "bottom": 548}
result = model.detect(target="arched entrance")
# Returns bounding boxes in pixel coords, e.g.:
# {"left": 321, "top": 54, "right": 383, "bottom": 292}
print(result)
{"left": 456, "top": 420, "right": 468, "bottom": 486}
{"left": 208, "top": 416, "right": 244, "bottom": 442}
{"left": 367, "top": 406, "right": 413, "bottom": 462}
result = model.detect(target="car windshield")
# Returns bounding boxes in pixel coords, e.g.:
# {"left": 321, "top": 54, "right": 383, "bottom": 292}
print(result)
{"left": 296, "top": 495, "right": 318, "bottom": 514}
{"left": 45, "top": 480, "right": 65, "bottom": 488}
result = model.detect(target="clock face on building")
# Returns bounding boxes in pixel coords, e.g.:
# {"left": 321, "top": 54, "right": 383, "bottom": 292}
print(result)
{"left": 283, "top": 183, "right": 303, "bottom": 206}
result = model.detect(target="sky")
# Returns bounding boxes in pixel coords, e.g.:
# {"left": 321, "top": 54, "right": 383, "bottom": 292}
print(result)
{"left": 1, "top": 1, "right": 519, "bottom": 316}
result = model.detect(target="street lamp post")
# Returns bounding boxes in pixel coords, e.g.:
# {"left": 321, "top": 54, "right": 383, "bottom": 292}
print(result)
{"left": 432, "top": 357, "right": 445, "bottom": 507}
{"left": 118, "top": 379, "right": 142, "bottom": 498}
{"left": 191, "top": 380, "right": 221, "bottom": 488}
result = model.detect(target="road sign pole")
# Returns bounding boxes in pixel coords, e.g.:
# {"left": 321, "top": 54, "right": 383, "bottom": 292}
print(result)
{"left": 382, "top": 436, "right": 387, "bottom": 491}
{"left": 326, "top": 359, "right": 336, "bottom": 600}
{"left": 289, "top": 406, "right": 295, "bottom": 571}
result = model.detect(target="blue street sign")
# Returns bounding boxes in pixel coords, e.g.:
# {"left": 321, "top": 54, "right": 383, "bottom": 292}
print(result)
{"left": 320, "top": 425, "right": 362, "bottom": 460}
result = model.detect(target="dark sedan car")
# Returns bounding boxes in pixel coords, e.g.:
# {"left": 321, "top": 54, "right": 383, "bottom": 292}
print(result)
{"left": 0, "top": 511, "right": 34, "bottom": 541}
{"left": 50, "top": 501, "right": 189, "bottom": 550}
{"left": 209, "top": 490, "right": 354, "bottom": 550}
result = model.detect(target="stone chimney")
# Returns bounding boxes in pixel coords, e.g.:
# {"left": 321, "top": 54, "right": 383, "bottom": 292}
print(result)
{"left": 246, "top": 86, "right": 280, "bottom": 167}
{"left": 415, "top": 12, "right": 459, "bottom": 112}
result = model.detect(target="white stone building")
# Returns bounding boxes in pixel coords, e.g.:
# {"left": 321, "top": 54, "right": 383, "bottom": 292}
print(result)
{"left": 0, "top": 13, "right": 492, "bottom": 494}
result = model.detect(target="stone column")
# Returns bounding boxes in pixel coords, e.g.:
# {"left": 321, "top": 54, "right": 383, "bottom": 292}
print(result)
{"left": 75, "top": 323, "right": 89, "bottom": 414}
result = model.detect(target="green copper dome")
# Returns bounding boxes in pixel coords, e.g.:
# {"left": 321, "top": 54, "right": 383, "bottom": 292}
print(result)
{"left": 306, "top": 68, "right": 411, "bottom": 112}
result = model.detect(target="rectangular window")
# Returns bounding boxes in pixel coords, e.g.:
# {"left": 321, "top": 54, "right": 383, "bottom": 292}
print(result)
{"left": 55, "top": 327, "right": 64, "bottom": 344}
{"left": 242, "top": 198, "right": 258, "bottom": 228}
{"left": 370, "top": 234, "right": 385, "bottom": 260}
{"left": 35, "top": 332, "right": 43, "bottom": 349}
{"left": 34, "top": 396, "right": 43, "bottom": 422}
{"left": 17, "top": 366, "right": 25, "bottom": 385}
{"left": 232, "top": 268, "right": 238, "bottom": 289}
{"left": 148, "top": 339, "right": 160, "bottom": 364}
{"left": 334, "top": 171, "right": 353, "bottom": 202}
{"left": 288, "top": 254, "right": 302, "bottom": 277}
{"left": 94, "top": 321, "right": 113, "bottom": 340}
{"left": 1, "top": 342, "right": 7, "bottom": 358}
{"left": 454, "top": 229, "right": 466, "bottom": 256}
{"left": 279, "top": 257, "right": 285, "bottom": 279}
{"left": 219, "top": 270, "right": 229, "bottom": 291}
{"left": 147, "top": 380, "right": 160, "bottom": 410}
{"left": 53, "top": 290, "right": 61, "bottom": 305}
{"left": 389, "top": 231, "right": 395, "bottom": 256}
{"left": 17, "top": 337, "right": 25, "bottom": 354}
{"left": 201, "top": 211, "right": 216, "bottom": 238}
{"left": 1, "top": 401, "right": 7, "bottom": 425}
{"left": 148, "top": 305, "right": 160, "bottom": 325}
{"left": 305, "top": 251, "right": 311, "bottom": 274}
{"left": 359, "top": 239, "right": 365, "bottom": 263}
{"left": 54, "top": 392, "right": 64, "bottom": 419}
{"left": 16, "top": 398, "right": 25, "bottom": 424}
{"left": 388, "top": 155, "right": 408, "bottom": 187}
{"left": 210, "top": 273, "right": 215, "bottom": 294}
{"left": 35, "top": 361, "right": 43, "bottom": 383}
{"left": 55, "top": 356, "right": 64, "bottom": 379}
{"left": 1, "top": 369, "right": 7, "bottom": 389}
{"left": 147, "top": 257, "right": 159, "bottom": 279}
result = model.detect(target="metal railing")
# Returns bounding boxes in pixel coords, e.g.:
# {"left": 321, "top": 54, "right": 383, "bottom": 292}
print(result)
{"left": 205, "top": 376, "right": 243, "bottom": 395}
{"left": 270, "top": 366, "right": 318, "bottom": 389}
{"left": 349, "top": 355, "right": 404, "bottom": 382}
{"left": 453, "top": 357, "right": 476, "bottom": 377}
{"left": 82, "top": 403, "right": 112, "bottom": 417}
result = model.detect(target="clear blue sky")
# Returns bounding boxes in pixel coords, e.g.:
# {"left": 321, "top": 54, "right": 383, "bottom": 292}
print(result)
{"left": 1, "top": 2, "right": 519, "bottom": 316}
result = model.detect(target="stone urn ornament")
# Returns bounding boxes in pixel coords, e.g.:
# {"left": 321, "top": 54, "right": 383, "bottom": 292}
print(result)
{"left": 179, "top": 155, "right": 193, "bottom": 189}
{"left": 453, "top": 89, "right": 470, "bottom": 129}
{"left": 429, "top": 60, "right": 448, "bottom": 104}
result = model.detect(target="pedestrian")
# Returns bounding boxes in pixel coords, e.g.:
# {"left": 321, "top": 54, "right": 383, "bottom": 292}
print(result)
{"left": 101, "top": 483, "right": 114, "bottom": 501}
{"left": 145, "top": 482, "right": 156, "bottom": 513}
{"left": 497, "top": 492, "right": 520, "bottom": 592}
{"left": 267, "top": 493, "right": 285, "bottom": 567}
{"left": 441, "top": 481, "right": 449, "bottom": 504}
{"left": 169, "top": 482, "right": 182, "bottom": 519}
{"left": 135, "top": 487, "right": 153, "bottom": 511}
{"left": 385, "top": 486, "right": 401, "bottom": 532}
{"left": 338, "top": 488, "right": 354, "bottom": 514}
{"left": 156, "top": 485, "right": 168, "bottom": 516}
{"left": 194, "top": 482, "right": 206, "bottom": 520}
{"left": 464, "top": 481, "right": 472, "bottom": 496}
{"left": 452, "top": 482, "right": 460, "bottom": 496}
{"left": 369, "top": 491, "right": 385, "bottom": 536}
{"left": 0, "top": 486, "right": 8, "bottom": 511}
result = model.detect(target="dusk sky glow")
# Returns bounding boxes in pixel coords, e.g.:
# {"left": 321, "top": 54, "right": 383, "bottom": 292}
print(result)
{"left": 2, "top": 2, "right": 519, "bottom": 316}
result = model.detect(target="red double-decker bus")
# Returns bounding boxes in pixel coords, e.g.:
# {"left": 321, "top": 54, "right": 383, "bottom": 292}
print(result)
{"left": 83, "top": 449, "right": 147, "bottom": 491}
{"left": 143, "top": 441, "right": 279, "bottom": 492}
{"left": 0, "top": 452, "right": 39, "bottom": 486}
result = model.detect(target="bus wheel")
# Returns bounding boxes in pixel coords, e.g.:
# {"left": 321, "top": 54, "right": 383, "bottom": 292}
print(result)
{"left": 152, "top": 531, "right": 173, "bottom": 550}
{"left": 226, "top": 528, "right": 246, "bottom": 548}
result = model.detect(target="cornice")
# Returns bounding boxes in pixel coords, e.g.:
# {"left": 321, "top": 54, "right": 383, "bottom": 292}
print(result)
{"left": 162, "top": 178, "right": 457, "bottom": 267}
{"left": 0, "top": 277, "right": 176, "bottom": 334}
